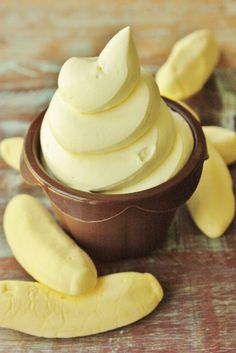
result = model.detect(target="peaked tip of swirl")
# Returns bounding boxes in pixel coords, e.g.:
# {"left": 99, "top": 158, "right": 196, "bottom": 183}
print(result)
{"left": 113, "top": 26, "right": 132, "bottom": 41}
{"left": 101, "top": 26, "right": 133, "bottom": 52}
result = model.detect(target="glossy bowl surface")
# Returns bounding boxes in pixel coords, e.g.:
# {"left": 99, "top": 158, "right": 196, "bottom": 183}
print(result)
{"left": 21, "top": 98, "right": 207, "bottom": 261}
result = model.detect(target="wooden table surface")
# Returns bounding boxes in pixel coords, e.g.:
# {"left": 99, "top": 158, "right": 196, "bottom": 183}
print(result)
{"left": 0, "top": 1, "right": 236, "bottom": 352}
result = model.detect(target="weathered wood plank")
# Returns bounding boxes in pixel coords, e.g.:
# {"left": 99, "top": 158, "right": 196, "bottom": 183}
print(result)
{"left": 0, "top": 0, "right": 236, "bottom": 69}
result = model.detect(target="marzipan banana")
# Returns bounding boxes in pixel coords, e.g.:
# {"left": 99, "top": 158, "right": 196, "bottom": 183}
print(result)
{"left": 203, "top": 126, "right": 236, "bottom": 165}
{"left": 156, "top": 29, "right": 220, "bottom": 100}
{"left": 0, "top": 137, "right": 23, "bottom": 170}
{"left": 3, "top": 194, "right": 97, "bottom": 296}
{"left": 0, "top": 273, "right": 163, "bottom": 338}
{"left": 187, "top": 140, "right": 235, "bottom": 238}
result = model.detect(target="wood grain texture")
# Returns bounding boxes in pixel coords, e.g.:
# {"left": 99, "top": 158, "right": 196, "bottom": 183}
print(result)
{"left": 0, "top": 1, "right": 236, "bottom": 352}
{"left": 1, "top": 0, "right": 236, "bottom": 69}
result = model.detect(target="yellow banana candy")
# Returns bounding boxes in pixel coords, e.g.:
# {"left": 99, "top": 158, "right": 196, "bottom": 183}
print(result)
{"left": 156, "top": 29, "right": 220, "bottom": 100}
{"left": 3, "top": 194, "right": 97, "bottom": 296}
{"left": 0, "top": 273, "right": 163, "bottom": 338}
{"left": 187, "top": 140, "right": 235, "bottom": 238}
{"left": 0, "top": 137, "right": 23, "bottom": 170}
{"left": 203, "top": 126, "right": 236, "bottom": 165}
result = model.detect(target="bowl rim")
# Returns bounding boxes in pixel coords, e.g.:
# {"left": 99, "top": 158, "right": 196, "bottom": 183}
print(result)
{"left": 22, "top": 97, "right": 207, "bottom": 203}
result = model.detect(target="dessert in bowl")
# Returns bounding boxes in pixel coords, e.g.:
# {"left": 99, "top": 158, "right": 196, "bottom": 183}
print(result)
{"left": 21, "top": 27, "right": 207, "bottom": 261}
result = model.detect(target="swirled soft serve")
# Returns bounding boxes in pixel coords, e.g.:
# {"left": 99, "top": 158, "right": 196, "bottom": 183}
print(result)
{"left": 40, "top": 27, "right": 194, "bottom": 194}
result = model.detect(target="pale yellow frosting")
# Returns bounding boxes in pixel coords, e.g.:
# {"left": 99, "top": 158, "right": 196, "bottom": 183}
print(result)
{"left": 40, "top": 27, "right": 194, "bottom": 194}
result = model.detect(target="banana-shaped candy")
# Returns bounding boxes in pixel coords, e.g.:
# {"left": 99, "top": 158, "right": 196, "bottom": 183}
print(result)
{"left": 0, "top": 137, "right": 23, "bottom": 170}
{"left": 156, "top": 29, "right": 220, "bottom": 100}
{"left": 3, "top": 194, "right": 97, "bottom": 296}
{"left": 203, "top": 126, "right": 236, "bottom": 165}
{"left": 187, "top": 140, "right": 235, "bottom": 238}
{"left": 0, "top": 273, "right": 163, "bottom": 338}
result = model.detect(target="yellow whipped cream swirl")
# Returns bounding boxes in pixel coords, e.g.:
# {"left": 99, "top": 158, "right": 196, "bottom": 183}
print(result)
{"left": 40, "top": 27, "right": 194, "bottom": 194}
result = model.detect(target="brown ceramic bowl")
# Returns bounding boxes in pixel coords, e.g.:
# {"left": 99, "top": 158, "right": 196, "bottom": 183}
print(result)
{"left": 20, "top": 98, "right": 207, "bottom": 261}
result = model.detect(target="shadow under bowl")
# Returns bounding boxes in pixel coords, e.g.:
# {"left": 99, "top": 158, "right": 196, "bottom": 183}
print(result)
{"left": 20, "top": 98, "right": 207, "bottom": 261}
